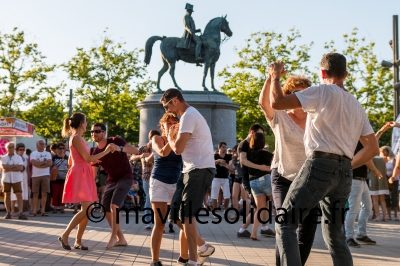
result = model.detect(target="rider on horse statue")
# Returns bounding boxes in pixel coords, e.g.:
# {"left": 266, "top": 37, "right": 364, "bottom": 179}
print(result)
{"left": 177, "top": 3, "right": 203, "bottom": 61}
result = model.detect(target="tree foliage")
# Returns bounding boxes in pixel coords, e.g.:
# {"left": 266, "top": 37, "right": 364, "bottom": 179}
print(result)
{"left": 325, "top": 28, "right": 393, "bottom": 145}
{"left": 218, "top": 29, "right": 315, "bottom": 147}
{"left": 20, "top": 84, "right": 68, "bottom": 142}
{"left": 62, "top": 35, "right": 153, "bottom": 143}
{"left": 0, "top": 28, "right": 54, "bottom": 117}
{"left": 220, "top": 28, "right": 394, "bottom": 147}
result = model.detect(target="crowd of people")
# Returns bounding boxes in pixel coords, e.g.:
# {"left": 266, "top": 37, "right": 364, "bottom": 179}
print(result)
{"left": 1, "top": 52, "right": 400, "bottom": 266}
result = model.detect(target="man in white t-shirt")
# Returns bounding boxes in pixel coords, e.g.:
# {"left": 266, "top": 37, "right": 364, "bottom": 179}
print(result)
{"left": 30, "top": 139, "right": 52, "bottom": 216}
{"left": 1, "top": 142, "right": 27, "bottom": 220}
{"left": 161, "top": 88, "right": 215, "bottom": 266}
{"left": 268, "top": 53, "right": 379, "bottom": 266}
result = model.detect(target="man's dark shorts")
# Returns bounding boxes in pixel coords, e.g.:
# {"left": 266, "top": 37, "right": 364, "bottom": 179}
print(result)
{"left": 169, "top": 168, "right": 214, "bottom": 221}
{"left": 102, "top": 178, "right": 132, "bottom": 212}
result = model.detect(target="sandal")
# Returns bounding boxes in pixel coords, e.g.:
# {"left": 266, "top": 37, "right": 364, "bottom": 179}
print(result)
{"left": 29, "top": 212, "right": 36, "bottom": 217}
{"left": 41, "top": 212, "right": 48, "bottom": 216}
{"left": 74, "top": 245, "right": 89, "bottom": 250}
{"left": 58, "top": 237, "right": 71, "bottom": 250}
{"left": 250, "top": 237, "right": 260, "bottom": 241}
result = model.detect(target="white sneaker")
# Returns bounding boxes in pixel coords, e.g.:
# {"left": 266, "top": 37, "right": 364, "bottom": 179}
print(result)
{"left": 197, "top": 244, "right": 215, "bottom": 265}
{"left": 145, "top": 224, "right": 152, "bottom": 230}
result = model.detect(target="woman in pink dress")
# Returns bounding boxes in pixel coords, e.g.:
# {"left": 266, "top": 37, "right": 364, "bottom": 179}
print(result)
{"left": 58, "top": 112, "right": 112, "bottom": 251}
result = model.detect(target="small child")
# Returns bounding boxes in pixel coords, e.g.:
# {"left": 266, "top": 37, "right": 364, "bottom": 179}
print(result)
{"left": 128, "top": 181, "right": 140, "bottom": 207}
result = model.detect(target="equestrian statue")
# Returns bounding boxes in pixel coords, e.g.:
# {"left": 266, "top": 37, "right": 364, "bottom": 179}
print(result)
{"left": 144, "top": 3, "right": 233, "bottom": 91}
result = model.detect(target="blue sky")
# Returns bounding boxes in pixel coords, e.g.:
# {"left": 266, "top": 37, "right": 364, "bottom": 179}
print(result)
{"left": 0, "top": 0, "right": 399, "bottom": 94}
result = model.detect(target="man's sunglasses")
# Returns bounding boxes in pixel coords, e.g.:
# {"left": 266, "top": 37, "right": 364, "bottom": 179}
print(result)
{"left": 90, "top": 130, "right": 105, "bottom": 134}
{"left": 162, "top": 97, "right": 176, "bottom": 110}
{"left": 17, "top": 148, "right": 25, "bottom": 151}
{"left": 58, "top": 147, "right": 65, "bottom": 150}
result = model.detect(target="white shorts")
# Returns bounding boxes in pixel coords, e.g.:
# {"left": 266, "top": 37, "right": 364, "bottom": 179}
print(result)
{"left": 149, "top": 178, "right": 177, "bottom": 204}
{"left": 211, "top": 178, "right": 231, "bottom": 199}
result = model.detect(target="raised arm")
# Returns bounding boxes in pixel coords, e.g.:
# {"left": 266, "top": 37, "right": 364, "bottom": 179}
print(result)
{"left": 268, "top": 62, "right": 301, "bottom": 110}
{"left": 259, "top": 78, "right": 275, "bottom": 121}
{"left": 122, "top": 143, "right": 139, "bottom": 155}
{"left": 72, "top": 136, "right": 111, "bottom": 162}
{"left": 375, "top": 121, "right": 396, "bottom": 140}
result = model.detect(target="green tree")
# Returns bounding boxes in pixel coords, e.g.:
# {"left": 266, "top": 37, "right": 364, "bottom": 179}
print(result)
{"left": 218, "top": 29, "right": 316, "bottom": 147}
{"left": 0, "top": 27, "right": 55, "bottom": 117}
{"left": 221, "top": 28, "right": 394, "bottom": 148}
{"left": 20, "top": 84, "right": 68, "bottom": 142}
{"left": 325, "top": 28, "right": 393, "bottom": 145}
{"left": 62, "top": 35, "right": 153, "bottom": 143}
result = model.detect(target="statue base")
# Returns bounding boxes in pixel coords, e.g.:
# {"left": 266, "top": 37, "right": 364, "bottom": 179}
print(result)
{"left": 136, "top": 90, "right": 239, "bottom": 148}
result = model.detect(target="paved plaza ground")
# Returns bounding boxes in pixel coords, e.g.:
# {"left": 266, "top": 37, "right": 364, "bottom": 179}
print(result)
{"left": 0, "top": 210, "right": 400, "bottom": 266}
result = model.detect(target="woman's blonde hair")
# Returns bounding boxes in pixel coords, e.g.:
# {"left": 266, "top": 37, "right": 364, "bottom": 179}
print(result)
{"left": 282, "top": 75, "right": 312, "bottom": 96}
{"left": 380, "top": 146, "right": 395, "bottom": 159}
{"left": 158, "top": 113, "right": 179, "bottom": 136}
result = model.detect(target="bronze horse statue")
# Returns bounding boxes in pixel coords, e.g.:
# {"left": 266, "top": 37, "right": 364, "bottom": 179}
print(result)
{"left": 144, "top": 16, "right": 232, "bottom": 91}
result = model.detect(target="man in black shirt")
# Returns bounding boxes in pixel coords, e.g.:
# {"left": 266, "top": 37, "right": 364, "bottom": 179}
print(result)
{"left": 345, "top": 141, "right": 381, "bottom": 247}
{"left": 211, "top": 142, "right": 234, "bottom": 214}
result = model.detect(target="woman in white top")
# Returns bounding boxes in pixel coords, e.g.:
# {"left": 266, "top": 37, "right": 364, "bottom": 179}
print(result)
{"left": 259, "top": 74, "right": 317, "bottom": 265}
{"left": 380, "top": 146, "right": 398, "bottom": 220}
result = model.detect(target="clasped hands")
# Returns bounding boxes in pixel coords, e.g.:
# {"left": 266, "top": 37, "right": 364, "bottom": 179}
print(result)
{"left": 167, "top": 123, "right": 180, "bottom": 143}
{"left": 105, "top": 143, "right": 122, "bottom": 153}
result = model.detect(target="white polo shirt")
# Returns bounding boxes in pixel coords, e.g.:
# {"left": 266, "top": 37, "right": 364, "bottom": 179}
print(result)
{"left": 1, "top": 154, "right": 23, "bottom": 183}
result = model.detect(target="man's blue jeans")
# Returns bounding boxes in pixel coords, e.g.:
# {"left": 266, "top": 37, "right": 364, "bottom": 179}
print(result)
{"left": 276, "top": 157, "right": 353, "bottom": 266}
{"left": 142, "top": 179, "right": 152, "bottom": 223}
{"left": 344, "top": 179, "right": 372, "bottom": 239}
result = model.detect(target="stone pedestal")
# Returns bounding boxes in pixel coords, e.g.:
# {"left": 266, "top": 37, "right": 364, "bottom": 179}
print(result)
{"left": 136, "top": 91, "right": 239, "bottom": 148}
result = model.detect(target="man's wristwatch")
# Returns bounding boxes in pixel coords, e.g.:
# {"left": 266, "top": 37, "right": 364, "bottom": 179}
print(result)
{"left": 119, "top": 146, "right": 124, "bottom": 154}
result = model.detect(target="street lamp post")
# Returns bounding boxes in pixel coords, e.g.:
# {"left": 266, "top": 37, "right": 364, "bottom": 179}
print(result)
{"left": 393, "top": 15, "right": 399, "bottom": 119}
{"left": 382, "top": 15, "right": 400, "bottom": 120}
{"left": 67, "top": 88, "right": 73, "bottom": 150}
{"left": 68, "top": 88, "right": 73, "bottom": 117}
